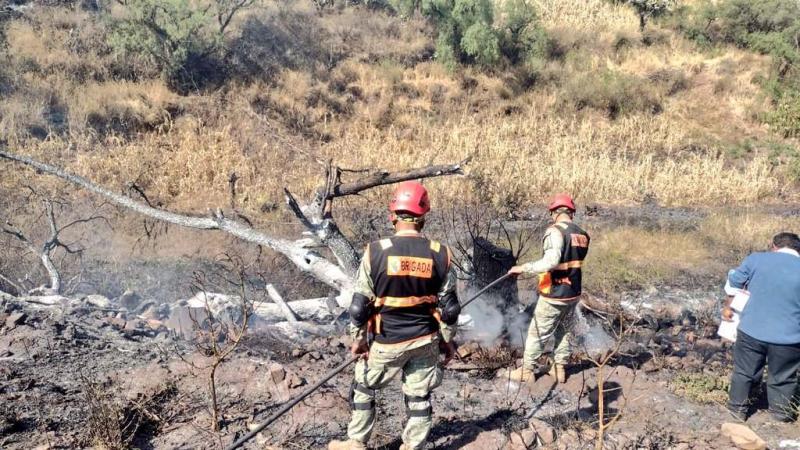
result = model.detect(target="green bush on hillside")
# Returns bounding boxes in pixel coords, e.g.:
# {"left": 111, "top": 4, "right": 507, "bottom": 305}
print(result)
{"left": 560, "top": 69, "right": 662, "bottom": 118}
{"left": 671, "top": 0, "right": 800, "bottom": 136}
{"left": 765, "top": 90, "right": 800, "bottom": 138}
{"left": 392, "top": 0, "right": 546, "bottom": 69}
{"left": 107, "top": 0, "right": 253, "bottom": 92}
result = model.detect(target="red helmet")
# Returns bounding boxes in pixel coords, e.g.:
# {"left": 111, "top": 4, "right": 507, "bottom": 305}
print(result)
{"left": 548, "top": 193, "right": 576, "bottom": 212}
{"left": 389, "top": 181, "right": 430, "bottom": 216}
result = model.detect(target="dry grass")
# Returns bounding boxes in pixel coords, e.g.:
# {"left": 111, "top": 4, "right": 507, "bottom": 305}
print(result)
{"left": 699, "top": 211, "right": 800, "bottom": 263}
{"left": 532, "top": 0, "right": 639, "bottom": 35}
{"left": 71, "top": 119, "right": 288, "bottom": 211}
{"left": 584, "top": 227, "right": 715, "bottom": 293}
{"left": 0, "top": 0, "right": 796, "bottom": 219}
{"left": 67, "top": 81, "right": 177, "bottom": 136}
{"left": 326, "top": 100, "right": 780, "bottom": 207}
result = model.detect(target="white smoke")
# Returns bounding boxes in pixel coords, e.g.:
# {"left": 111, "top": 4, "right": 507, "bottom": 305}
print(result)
{"left": 458, "top": 294, "right": 505, "bottom": 347}
{"left": 506, "top": 307, "right": 531, "bottom": 348}
{"left": 571, "top": 306, "right": 615, "bottom": 359}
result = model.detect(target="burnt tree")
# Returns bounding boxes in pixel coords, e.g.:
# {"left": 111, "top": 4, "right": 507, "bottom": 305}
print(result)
{"left": 0, "top": 147, "right": 468, "bottom": 315}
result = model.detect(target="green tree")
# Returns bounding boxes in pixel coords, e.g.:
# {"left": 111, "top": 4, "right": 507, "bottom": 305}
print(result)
{"left": 108, "top": 0, "right": 254, "bottom": 91}
{"left": 628, "top": 0, "right": 675, "bottom": 31}
{"left": 394, "top": 0, "right": 544, "bottom": 69}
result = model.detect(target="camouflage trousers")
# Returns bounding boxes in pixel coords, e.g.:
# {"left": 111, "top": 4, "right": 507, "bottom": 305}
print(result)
{"left": 522, "top": 299, "right": 576, "bottom": 369}
{"left": 346, "top": 338, "right": 443, "bottom": 450}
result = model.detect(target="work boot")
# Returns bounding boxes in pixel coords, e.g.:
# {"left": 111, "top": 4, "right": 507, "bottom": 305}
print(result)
{"left": 506, "top": 366, "right": 535, "bottom": 383}
{"left": 328, "top": 439, "right": 367, "bottom": 450}
{"left": 548, "top": 363, "right": 566, "bottom": 383}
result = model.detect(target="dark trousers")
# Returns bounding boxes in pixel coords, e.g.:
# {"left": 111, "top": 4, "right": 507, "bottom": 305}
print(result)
{"left": 729, "top": 331, "right": 800, "bottom": 419}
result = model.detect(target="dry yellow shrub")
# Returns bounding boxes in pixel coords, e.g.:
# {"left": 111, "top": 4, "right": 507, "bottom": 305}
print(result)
{"left": 325, "top": 98, "right": 779, "bottom": 207}
{"left": 67, "top": 81, "right": 176, "bottom": 135}
{"left": 532, "top": 0, "right": 639, "bottom": 35}
{"left": 700, "top": 212, "right": 800, "bottom": 259}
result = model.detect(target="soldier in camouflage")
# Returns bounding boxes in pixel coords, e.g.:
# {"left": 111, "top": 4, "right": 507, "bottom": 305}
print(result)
{"left": 328, "top": 181, "right": 461, "bottom": 450}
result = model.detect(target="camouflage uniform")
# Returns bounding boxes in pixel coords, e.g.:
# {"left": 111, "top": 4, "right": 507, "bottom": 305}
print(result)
{"left": 339, "top": 230, "right": 458, "bottom": 450}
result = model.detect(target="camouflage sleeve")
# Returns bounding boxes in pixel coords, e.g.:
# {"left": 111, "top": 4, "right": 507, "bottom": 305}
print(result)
{"left": 438, "top": 248, "right": 459, "bottom": 343}
{"left": 349, "top": 246, "right": 374, "bottom": 341}
{"left": 520, "top": 227, "right": 563, "bottom": 274}
{"left": 353, "top": 246, "right": 374, "bottom": 298}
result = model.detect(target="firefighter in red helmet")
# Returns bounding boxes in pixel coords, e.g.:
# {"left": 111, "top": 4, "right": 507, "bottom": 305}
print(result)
{"left": 504, "top": 193, "right": 590, "bottom": 383}
{"left": 328, "top": 181, "right": 460, "bottom": 450}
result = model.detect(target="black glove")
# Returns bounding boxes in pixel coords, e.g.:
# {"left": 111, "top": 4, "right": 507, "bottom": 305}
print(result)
{"left": 439, "top": 340, "right": 457, "bottom": 366}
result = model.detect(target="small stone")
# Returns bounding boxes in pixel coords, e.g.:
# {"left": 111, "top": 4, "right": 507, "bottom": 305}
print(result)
{"left": 123, "top": 320, "right": 143, "bottom": 335}
{"left": 84, "top": 295, "right": 111, "bottom": 308}
{"left": 519, "top": 429, "right": 537, "bottom": 447}
{"left": 720, "top": 422, "right": 766, "bottom": 450}
{"left": 269, "top": 364, "right": 286, "bottom": 383}
{"left": 116, "top": 290, "right": 142, "bottom": 311}
{"left": 507, "top": 432, "right": 527, "bottom": 450}
{"left": 107, "top": 317, "right": 126, "bottom": 328}
{"left": 529, "top": 418, "right": 556, "bottom": 444}
{"left": 287, "top": 374, "right": 305, "bottom": 389}
{"left": 457, "top": 342, "right": 480, "bottom": 359}
{"left": 291, "top": 348, "right": 304, "bottom": 358}
{"left": 308, "top": 351, "right": 322, "bottom": 361}
{"left": 5, "top": 312, "right": 27, "bottom": 329}
{"left": 139, "top": 304, "right": 160, "bottom": 320}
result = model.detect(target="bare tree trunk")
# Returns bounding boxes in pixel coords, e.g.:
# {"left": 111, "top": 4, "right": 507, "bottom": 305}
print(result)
{"left": 265, "top": 284, "right": 299, "bottom": 323}
{"left": 40, "top": 252, "right": 61, "bottom": 294}
{"left": 0, "top": 148, "right": 469, "bottom": 306}
{"left": 210, "top": 361, "right": 221, "bottom": 431}
{"left": 0, "top": 149, "right": 352, "bottom": 292}
{"left": 596, "top": 364, "right": 605, "bottom": 450}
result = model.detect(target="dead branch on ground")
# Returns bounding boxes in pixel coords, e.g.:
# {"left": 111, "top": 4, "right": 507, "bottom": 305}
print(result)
{"left": 0, "top": 192, "right": 109, "bottom": 295}
{"left": 0, "top": 148, "right": 468, "bottom": 310}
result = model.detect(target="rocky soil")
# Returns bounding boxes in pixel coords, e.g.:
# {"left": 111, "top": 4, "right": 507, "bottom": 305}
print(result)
{"left": 1, "top": 289, "right": 798, "bottom": 450}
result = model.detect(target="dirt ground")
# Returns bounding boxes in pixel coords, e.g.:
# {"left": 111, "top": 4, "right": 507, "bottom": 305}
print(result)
{"left": 1, "top": 291, "right": 798, "bottom": 450}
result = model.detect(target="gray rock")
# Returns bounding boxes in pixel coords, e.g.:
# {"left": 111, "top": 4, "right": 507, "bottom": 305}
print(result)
{"left": 116, "top": 290, "right": 142, "bottom": 311}
{"left": 269, "top": 363, "right": 286, "bottom": 383}
{"left": 165, "top": 305, "right": 207, "bottom": 340}
{"left": 529, "top": 418, "right": 556, "bottom": 445}
{"left": 136, "top": 300, "right": 157, "bottom": 315}
{"left": 84, "top": 295, "right": 111, "bottom": 308}
{"left": 5, "top": 312, "right": 27, "bottom": 329}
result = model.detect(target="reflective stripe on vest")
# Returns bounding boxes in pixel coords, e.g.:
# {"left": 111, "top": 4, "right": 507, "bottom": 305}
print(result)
{"left": 553, "top": 260, "right": 583, "bottom": 270}
{"left": 374, "top": 295, "right": 437, "bottom": 308}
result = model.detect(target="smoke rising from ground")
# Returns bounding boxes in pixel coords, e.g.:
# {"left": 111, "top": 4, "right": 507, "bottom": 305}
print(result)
{"left": 459, "top": 295, "right": 505, "bottom": 347}
{"left": 458, "top": 290, "right": 531, "bottom": 348}
{"left": 571, "top": 306, "right": 615, "bottom": 359}
{"left": 458, "top": 291, "right": 615, "bottom": 360}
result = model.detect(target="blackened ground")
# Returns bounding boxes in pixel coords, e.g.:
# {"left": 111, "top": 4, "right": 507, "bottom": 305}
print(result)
{"left": 2, "top": 293, "right": 798, "bottom": 450}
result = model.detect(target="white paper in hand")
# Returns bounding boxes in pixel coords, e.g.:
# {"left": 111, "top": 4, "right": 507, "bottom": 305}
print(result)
{"left": 717, "top": 312, "right": 739, "bottom": 342}
{"left": 730, "top": 290, "right": 750, "bottom": 312}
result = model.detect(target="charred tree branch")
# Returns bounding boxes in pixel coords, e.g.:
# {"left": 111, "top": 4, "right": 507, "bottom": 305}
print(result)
{"left": 331, "top": 157, "right": 470, "bottom": 198}
{"left": 0, "top": 149, "right": 352, "bottom": 292}
{"left": 265, "top": 284, "right": 299, "bottom": 323}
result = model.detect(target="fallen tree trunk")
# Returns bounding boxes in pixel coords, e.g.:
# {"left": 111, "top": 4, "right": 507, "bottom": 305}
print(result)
{"left": 0, "top": 149, "right": 352, "bottom": 292}
{"left": 0, "top": 147, "right": 468, "bottom": 311}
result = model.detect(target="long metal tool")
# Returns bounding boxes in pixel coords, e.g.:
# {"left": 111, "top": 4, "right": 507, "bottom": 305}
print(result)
{"left": 226, "top": 354, "right": 360, "bottom": 449}
{"left": 226, "top": 272, "right": 512, "bottom": 449}
{"left": 459, "top": 272, "right": 512, "bottom": 309}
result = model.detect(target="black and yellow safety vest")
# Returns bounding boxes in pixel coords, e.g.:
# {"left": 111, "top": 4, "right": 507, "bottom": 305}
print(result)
{"left": 366, "top": 233, "right": 451, "bottom": 344}
{"left": 538, "top": 221, "right": 590, "bottom": 302}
